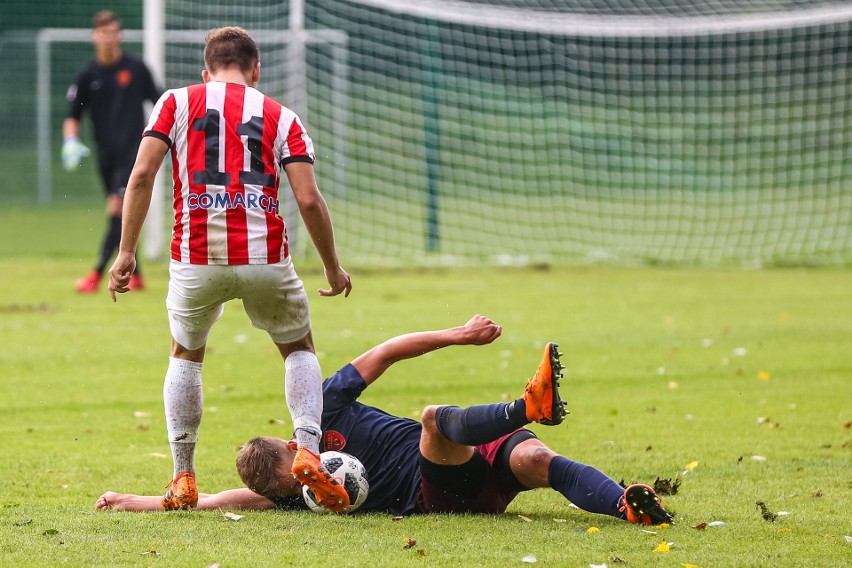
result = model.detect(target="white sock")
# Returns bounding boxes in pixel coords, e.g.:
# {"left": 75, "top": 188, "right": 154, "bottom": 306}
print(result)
{"left": 284, "top": 350, "right": 323, "bottom": 454}
{"left": 163, "top": 357, "right": 203, "bottom": 477}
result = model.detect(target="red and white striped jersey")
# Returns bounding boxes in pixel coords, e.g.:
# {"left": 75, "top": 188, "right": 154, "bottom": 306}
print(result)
{"left": 144, "top": 81, "right": 315, "bottom": 265}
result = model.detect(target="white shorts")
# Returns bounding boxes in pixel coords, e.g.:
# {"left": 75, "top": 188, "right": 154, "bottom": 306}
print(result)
{"left": 166, "top": 259, "right": 311, "bottom": 350}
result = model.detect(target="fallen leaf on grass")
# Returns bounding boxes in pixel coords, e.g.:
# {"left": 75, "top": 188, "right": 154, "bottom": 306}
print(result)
{"left": 14, "top": 520, "right": 32, "bottom": 527}
{"left": 641, "top": 529, "right": 657, "bottom": 535}
{"left": 403, "top": 537, "right": 416, "bottom": 549}
{"left": 778, "top": 528, "right": 791, "bottom": 533}
{"left": 147, "top": 453, "right": 167, "bottom": 459}
{"left": 691, "top": 523, "right": 707, "bottom": 530}
{"left": 707, "top": 521, "right": 726, "bottom": 527}
{"left": 587, "top": 527, "right": 600, "bottom": 533}
{"left": 685, "top": 461, "right": 699, "bottom": 471}
{"left": 758, "top": 371, "right": 771, "bottom": 381}
{"left": 843, "top": 421, "right": 851, "bottom": 429}
{"left": 654, "top": 541, "right": 673, "bottom": 552}
{"left": 682, "top": 564, "right": 701, "bottom": 568}
{"left": 42, "top": 529, "right": 59, "bottom": 536}
{"left": 139, "top": 551, "right": 159, "bottom": 556}
{"left": 756, "top": 501, "right": 778, "bottom": 522}
{"left": 223, "top": 512, "right": 243, "bottom": 521}
{"left": 751, "top": 455, "right": 767, "bottom": 462}
{"left": 844, "top": 535, "right": 852, "bottom": 543}
{"left": 518, "top": 515, "right": 533, "bottom": 522}
{"left": 653, "top": 477, "right": 681, "bottom": 495}
{"left": 589, "top": 564, "right": 608, "bottom": 568}
{"left": 521, "top": 554, "right": 537, "bottom": 563}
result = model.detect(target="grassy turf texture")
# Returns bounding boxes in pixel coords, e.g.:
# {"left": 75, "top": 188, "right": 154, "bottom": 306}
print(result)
{"left": 0, "top": 206, "right": 850, "bottom": 566}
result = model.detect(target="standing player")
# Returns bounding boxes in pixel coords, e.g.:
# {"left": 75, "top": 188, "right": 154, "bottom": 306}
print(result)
{"left": 96, "top": 315, "right": 673, "bottom": 526}
{"left": 63, "top": 11, "right": 161, "bottom": 293}
{"left": 107, "top": 27, "right": 352, "bottom": 513}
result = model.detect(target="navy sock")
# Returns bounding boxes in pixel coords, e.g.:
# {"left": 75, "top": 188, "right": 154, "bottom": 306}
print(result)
{"left": 547, "top": 455, "right": 625, "bottom": 518}
{"left": 95, "top": 215, "right": 122, "bottom": 274}
{"left": 435, "top": 400, "right": 529, "bottom": 446}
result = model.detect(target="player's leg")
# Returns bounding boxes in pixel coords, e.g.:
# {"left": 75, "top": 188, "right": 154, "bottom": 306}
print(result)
{"left": 429, "top": 341, "right": 567, "bottom": 445}
{"left": 76, "top": 158, "right": 120, "bottom": 292}
{"left": 241, "top": 262, "right": 348, "bottom": 513}
{"left": 505, "top": 438, "right": 673, "bottom": 524}
{"left": 160, "top": 262, "right": 230, "bottom": 510}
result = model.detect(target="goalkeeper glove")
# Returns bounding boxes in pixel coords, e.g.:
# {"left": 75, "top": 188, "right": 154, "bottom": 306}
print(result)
{"left": 61, "top": 136, "right": 91, "bottom": 171}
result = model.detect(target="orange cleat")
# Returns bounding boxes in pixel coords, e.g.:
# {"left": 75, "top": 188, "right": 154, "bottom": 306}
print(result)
{"left": 162, "top": 471, "right": 198, "bottom": 510}
{"left": 522, "top": 342, "right": 568, "bottom": 425}
{"left": 74, "top": 271, "right": 101, "bottom": 293}
{"left": 128, "top": 273, "right": 145, "bottom": 291}
{"left": 292, "top": 448, "right": 350, "bottom": 513}
{"left": 619, "top": 484, "right": 674, "bottom": 525}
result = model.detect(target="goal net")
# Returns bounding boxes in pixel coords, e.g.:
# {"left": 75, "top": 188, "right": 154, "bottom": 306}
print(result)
{"left": 278, "top": 0, "right": 850, "bottom": 267}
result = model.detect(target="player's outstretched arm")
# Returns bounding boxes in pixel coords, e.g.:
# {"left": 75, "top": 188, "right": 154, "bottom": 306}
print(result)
{"left": 351, "top": 315, "right": 502, "bottom": 385}
{"left": 95, "top": 488, "right": 276, "bottom": 511}
{"left": 284, "top": 161, "right": 351, "bottom": 298}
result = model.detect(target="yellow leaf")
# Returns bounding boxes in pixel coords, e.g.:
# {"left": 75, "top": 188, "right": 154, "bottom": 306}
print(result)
{"left": 685, "top": 461, "right": 699, "bottom": 471}
{"left": 758, "top": 371, "right": 771, "bottom": 381}
{"left": 587, "top": 527, "right": 600, "bottom": 533}
{"left": 682, "top": 564, "right": 701, "bottom": 568}
{"left": 654, "top": 541, "right": 671, "bottom": 552}
{"left": 658, "top": 523, "right": 671, "bottom": 529}
{"left": 779, "top": 528, "right": 792, "bottom": 533}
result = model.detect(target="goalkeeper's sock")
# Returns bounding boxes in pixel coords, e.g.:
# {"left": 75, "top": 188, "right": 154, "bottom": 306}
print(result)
{"left": 95, "top": 215, "right": 122, "bottom": 275}
{"left": 434, "top": 400, "right": 529, "bottom": 446}
{"left": 163, "top": 357, "right": 204, "bottom": 476}
{"left": 547, "top": 455, "right": 624, "bottom": 517}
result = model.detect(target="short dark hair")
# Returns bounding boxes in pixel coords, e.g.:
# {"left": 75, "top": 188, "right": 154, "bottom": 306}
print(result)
{"left": 236, "top": 437, "right": 286, "bottom": 497}
{"left": 92, "top": 10, "right": 120, "bottom": 30}
{"left": 204, "top": 26, "right": 259, "bottom": 73}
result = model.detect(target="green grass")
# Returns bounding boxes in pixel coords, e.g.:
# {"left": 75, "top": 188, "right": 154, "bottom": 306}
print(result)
{"left": 0, "top": 206, "right": 850, "bottom": 566}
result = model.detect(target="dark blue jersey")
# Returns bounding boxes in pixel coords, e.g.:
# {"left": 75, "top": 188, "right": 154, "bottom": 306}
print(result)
{"left": 318, "top": 364, "right": 423, "bottom": 516}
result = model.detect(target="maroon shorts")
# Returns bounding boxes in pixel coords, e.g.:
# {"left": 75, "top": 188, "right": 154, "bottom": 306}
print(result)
{"left": 415, "top": 428, "right": 536, "bottom": 514}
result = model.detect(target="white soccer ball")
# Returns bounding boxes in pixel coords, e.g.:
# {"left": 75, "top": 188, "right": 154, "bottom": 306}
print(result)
{"left": 302, "top": 451, "right": 369, "bottom": 513}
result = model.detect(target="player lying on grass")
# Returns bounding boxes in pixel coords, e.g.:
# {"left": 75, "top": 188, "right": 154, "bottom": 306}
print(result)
{"left": 96, "top": 315, "right": 673, "bottom": 524}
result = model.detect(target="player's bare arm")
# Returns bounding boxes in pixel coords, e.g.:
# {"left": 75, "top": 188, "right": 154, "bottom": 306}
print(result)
{"left": 284, "top": 161, "right": 352, "bottom": 298}
{"left": 351, "top": 315, "right": 503, "bottom": 385}
{"left": 107, "top": 136, "right": 168, "bottom": 301}
{"left": 96, "top": 488, "right": 276, "bottom": 511}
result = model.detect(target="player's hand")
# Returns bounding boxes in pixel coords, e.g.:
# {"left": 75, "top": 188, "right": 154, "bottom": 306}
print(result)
{"left": 107, "top": 251, "right": 136, "bottom": 302}
{"left": 61, "top": 136, "right": 91, "bottom": 171}
{"left": 460, "top": 314, "right": 502, "bottom": 345}
{"left": 319, "top": 265, "right": 352, "bottom": 297}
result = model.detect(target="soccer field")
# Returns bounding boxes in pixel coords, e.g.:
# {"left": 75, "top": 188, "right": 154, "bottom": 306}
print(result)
{"left": 0, "top": 206, "right": 850, "bottom": 566}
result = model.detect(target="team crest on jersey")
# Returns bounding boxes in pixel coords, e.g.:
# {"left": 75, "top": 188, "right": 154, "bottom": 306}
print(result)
{"left": 116, "top": 69, "right": 132, "bottom": 87}
{"left": 323, "top": 430, "right": 346, "bottom": 452}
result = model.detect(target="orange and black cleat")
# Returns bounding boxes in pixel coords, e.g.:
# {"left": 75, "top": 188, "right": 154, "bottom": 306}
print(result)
{"left": 522, "top": 342, "right": 568, "bottom": 425}
{"left": 619, "top": 484, "right": 674, "bottom": 525}
{"left": 162, "top": 471, "right": 198, "bottom": 510}
{"left": 292, "top": 448, "right": 350, "bottom": 513}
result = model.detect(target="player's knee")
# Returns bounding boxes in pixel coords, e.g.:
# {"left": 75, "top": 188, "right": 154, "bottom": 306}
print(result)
{"left": 420, "top": 405, "right": 441, "bottom": 431}
{"left": 515, "top": 444, "right": 557, "bottom": 473}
